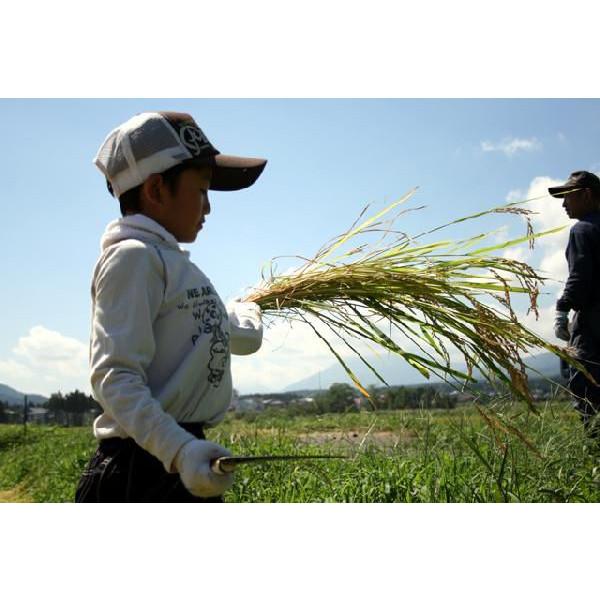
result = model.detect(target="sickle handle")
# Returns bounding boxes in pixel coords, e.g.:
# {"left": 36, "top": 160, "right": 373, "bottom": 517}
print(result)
{"left": 210, "top": 457, "right": 236, "bottom": 475}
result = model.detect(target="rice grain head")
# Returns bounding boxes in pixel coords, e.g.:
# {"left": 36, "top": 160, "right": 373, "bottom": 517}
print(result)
{"left": 244, "top": 190, "right": 587, "bottom": 409}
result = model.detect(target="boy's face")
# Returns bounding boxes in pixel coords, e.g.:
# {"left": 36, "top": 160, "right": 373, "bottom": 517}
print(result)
{"left": 149, "top": 167, "right": 212, "bottom": 243}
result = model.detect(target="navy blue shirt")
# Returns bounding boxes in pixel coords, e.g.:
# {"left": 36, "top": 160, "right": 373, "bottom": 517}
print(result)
{"left": 557, "top": 211, "right": 600, "bottom": 360}
{"left": 556, "top": 211, "right": 600, "bottom": 313}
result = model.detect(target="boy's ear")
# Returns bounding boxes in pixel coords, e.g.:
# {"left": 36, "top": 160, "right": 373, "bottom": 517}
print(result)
{"left": 142, "top": 174, "right": 166, "bottom": 206}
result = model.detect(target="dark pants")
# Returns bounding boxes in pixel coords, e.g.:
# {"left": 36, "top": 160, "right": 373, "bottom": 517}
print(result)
{"left": 569, "top": 359, "right": 600, "bottom": 438}
{"left": 75, "top": 423, "right": 223, "bottom": 503}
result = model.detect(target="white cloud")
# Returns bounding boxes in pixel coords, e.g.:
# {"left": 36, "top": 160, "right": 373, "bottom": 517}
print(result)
{"left": 231, "top": 314, "right": 367, "bottom": 393}
{"left": 503, "top": 175, "right": 570, "bottom": 278}
{"left": 503, "top": 246, "right": 527, "bottom": 262}
{"left": 539, "top": 248, "right": 568, "bottom": 288}
{"left": 0, "top": 326, "right": 89, "bottom": 396}
{"left": 512, "top": 304, "right": 557, "bottom": 346}
{"left": 501, "top": 175, "right": 573, "bottom": 344}
{"left": 0, "top": 358, "right": 35, "bottom": 382}
{"left": 506, "top": 189, "right": 523, "bottom": 203}
{"left": 481, "top": 137, "right": 542, "bottom": 157}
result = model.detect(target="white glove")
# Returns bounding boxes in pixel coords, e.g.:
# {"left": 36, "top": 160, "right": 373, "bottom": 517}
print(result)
{"left": 174, "top": 439, "right": 234, "bottom": 498}
{"left": 227, "top": 300, "right": 263, "bottom": 355}
{"left": 554, "top": 310, "right": 570, "bottom": 342}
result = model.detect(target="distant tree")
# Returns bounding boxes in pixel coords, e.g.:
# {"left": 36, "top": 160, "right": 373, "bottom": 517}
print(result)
{"left": 0, "top": 400, "right": 6, "bottom": 423}
{"left": 366, "top": 385, "right": 379, "bottom": 408}
{"left": 288, "top": 400, "right": 319, "bottom": 416}
{"left": 64, "top": 390, "right": 97, "bottom": 426}
{"left": 47, "top": 390, "right": 97, "bottom": 426}
{"left": 317, "top": 383, "right": 357, "bottom": 413}
{"left": 405, "top": 387, "right": 420, "bottom": 409}
{"left": 47, "top": 392, "right": 66, "bottom": 423}
{"left": 376, "top": 387, "right": 392, "bottom": 410}
{"left": 389, "top": 386, "right": 407, "bottom": 410}
{"left": 434, "top": 393, "right": 457, "bottom": 409}
{"left": 419, "top": 386, "right": 436, "bottom": 408}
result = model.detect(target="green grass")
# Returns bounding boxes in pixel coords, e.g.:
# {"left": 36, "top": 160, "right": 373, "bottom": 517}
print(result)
{"left": 0, "top": 425, "right": 96, "bottom": 502}
{"left": 1, "top": 403, "right": 598, "bottom": 502}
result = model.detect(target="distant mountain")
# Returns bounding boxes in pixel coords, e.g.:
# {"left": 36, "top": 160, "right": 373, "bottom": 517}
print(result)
{"left": 285, "top": 351, "right": 563, "bottom": 392}
{"left": 522, "top": 352, "right": 564, "bottom": 378}
{"left": 0, "top": 383, "right": 48, "bottom": 406}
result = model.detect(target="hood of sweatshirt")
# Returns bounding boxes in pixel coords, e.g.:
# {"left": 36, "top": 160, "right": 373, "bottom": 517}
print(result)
{"left": 100, "top": 215, "right": 188, "bottom": 255}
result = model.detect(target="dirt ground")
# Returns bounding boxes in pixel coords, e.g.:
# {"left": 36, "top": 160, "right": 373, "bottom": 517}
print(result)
{"left": 0, "top": 485, "right": 32, "bottom": 503}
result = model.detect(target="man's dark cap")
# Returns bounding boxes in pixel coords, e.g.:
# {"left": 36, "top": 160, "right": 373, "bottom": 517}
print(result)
{"left": 548, "top": 171, "right": 600, "bottom": 198}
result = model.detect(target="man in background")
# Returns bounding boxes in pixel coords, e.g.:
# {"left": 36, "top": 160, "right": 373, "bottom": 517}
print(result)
{"left": 550, "top": 171, "right": 600, "bottom": 438}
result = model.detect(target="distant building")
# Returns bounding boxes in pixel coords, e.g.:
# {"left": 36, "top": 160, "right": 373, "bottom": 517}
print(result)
{"left": 353, "top": 396, "right": 367, "bottom": 409}
{"left": 262, "top": 399, "right": 285, "bottom": 408}
{"left": 448, "top": 391, "right": 475, "bottom": 403}
{"left": 234, "top": 397, "right": 264, "bottom": 412}
{"left": 28, "top": 407, "right": 50, "bottom": 425}
{"left": 298, "top": 397, "right": 315, "bottom": 404}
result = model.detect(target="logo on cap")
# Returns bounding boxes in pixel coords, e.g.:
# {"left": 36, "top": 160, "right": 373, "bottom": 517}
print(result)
{"left": 180, "top": 125, "right": 211, "bottom": 156}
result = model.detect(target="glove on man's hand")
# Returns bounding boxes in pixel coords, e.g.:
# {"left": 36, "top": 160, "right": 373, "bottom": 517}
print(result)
{"left": 554, "top": 310, "right": 571, "bottom": 342}
{"left": 174, "top": 439, "right": 234, "bottom": 498}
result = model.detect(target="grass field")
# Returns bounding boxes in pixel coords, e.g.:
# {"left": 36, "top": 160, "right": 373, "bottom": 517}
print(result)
{"left": 1, "top": 402, "right": 598, "bottom": 502}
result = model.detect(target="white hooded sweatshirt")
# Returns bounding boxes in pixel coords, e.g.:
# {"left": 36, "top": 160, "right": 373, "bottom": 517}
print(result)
{"left": 89, "top": 215, "right": 262, "bottom": 472}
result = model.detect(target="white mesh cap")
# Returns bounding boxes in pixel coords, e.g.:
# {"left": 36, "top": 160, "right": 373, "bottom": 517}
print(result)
{"left": 94, "top": 111, "right": 267, "bottom": 197}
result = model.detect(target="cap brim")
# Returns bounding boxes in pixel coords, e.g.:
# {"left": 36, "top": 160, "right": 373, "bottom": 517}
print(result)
{"left": 548, "top": 185, "right": 576, "bottom": 198}
{"left": 207, "top": 155, "right": 267, "bottom": 191}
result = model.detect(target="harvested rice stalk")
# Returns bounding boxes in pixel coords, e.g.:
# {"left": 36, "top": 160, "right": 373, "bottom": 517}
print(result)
{"left": 243, "top": 190, "right": 582, "bottom": 408}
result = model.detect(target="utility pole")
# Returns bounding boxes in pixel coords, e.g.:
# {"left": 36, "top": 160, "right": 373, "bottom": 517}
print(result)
{"left": 23, "top": 394, "right": 28, "bottom": 438}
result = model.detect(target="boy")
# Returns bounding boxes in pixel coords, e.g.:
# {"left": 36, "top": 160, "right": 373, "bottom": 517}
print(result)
{"left": 75, "top": 111, "right": 266, "bottom": 502}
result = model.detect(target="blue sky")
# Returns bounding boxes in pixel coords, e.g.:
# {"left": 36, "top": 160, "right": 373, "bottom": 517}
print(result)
{"left": 2, "top": 0, "right": 598, "bottom": 584}
{"left": 1, "top": 98, "right": 599, "bottom": 396}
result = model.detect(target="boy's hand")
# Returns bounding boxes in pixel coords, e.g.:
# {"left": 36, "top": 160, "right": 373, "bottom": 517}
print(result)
{"left": 228, "top": 300, "right": 262, "bottom": 323}
{"left": 227, "top": 300, "right": 263, "bottom": 355}
{"left": 174, "top": 439, "right": 234, "bottom": 498}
